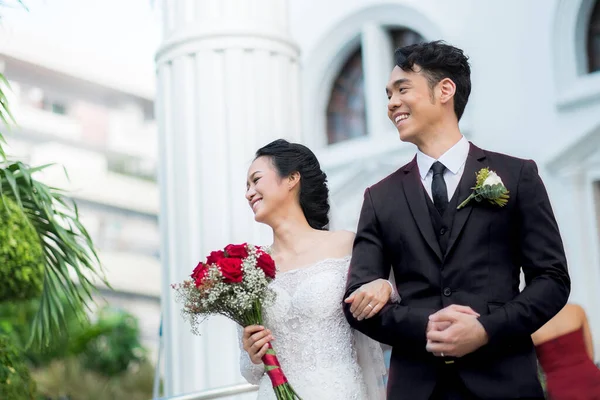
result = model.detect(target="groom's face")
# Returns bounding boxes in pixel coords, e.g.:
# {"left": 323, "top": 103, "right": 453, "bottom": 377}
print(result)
{"left": 386, "top": 65, "right": 441, "bottom": 145}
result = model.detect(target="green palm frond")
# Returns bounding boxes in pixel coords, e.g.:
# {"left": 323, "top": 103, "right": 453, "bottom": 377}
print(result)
{"left": 0, "top": 73, "right": 15, "bottom": 161}
{"left": 0, "top": 161, "right": 109, "bottom": 348}
{"left": 0, "top": 1, "right": 104, "bottom": 349}
{"left": 0, "top": 1, "right": 28, "bottom": 12}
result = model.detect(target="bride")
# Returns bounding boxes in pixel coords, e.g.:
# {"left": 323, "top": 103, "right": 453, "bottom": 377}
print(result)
{"left": 239, "top": 139, "right": 396, "bottom": 399}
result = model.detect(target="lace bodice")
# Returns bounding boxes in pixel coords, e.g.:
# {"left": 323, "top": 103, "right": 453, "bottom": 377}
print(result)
{"left": 239, "top": 256, "right": 381, "bottom": 399}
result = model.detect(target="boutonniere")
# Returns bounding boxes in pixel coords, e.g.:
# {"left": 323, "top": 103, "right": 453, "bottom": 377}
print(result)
{"left": 457, "top": 168, "right": 510, "bottom": 209}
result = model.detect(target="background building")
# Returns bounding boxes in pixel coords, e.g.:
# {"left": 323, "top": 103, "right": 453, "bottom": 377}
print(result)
{"left": 0, "top": 30, "right": 162, "bottom": 359}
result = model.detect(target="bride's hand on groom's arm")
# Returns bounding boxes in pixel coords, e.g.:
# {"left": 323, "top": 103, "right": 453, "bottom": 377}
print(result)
{"left": 242, "top": 325, "right": 274, "bottom": 364}
{"left": 424, "top": 305, "right": 488, "bottom": 358}
{"left": 344, "top": 279, "right": 393, "bottom": 321}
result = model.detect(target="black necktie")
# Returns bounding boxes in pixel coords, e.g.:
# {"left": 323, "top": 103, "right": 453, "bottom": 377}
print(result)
{"left": 431, "top": 161, "right": 448, "bottom": 215}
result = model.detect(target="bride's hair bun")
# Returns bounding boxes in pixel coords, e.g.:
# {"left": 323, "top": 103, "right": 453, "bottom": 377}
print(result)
{"left": 255, "top": 139, "right": 330, "bottom": 230}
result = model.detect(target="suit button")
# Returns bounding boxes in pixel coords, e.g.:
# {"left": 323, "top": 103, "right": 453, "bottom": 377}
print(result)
{"left": 443, "top": 287, "right": 452, "bottom": 297}
{"left": 440, "top": 227, "right": 447, "bottom": 235}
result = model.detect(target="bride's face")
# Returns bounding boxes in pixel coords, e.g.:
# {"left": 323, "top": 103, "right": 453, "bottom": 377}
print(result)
{"left": 246, "top": 156, "right": 290, "bottom": 224}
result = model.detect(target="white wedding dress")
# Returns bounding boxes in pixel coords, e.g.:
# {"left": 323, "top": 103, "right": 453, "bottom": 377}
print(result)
{"left": 239, "top": 255, "right": 387, "bottom": 399}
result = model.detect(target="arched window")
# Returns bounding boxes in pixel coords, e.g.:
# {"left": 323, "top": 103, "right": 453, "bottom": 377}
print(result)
{"left": 326, "top": 49, "right": 366, "bottom": 145}
{"left": 326, "top": 28, "right": 424, "bottom": 145}
{"left": 390, "top": 29, "right": 424, "bottom": 50}
{"left": 588, "top": 0, "right": 600, "bottom": 73}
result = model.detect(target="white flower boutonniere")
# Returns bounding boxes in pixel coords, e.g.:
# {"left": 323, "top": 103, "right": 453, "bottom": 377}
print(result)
{"left": 457, "top": 168, "right": 510, "bottom": 209}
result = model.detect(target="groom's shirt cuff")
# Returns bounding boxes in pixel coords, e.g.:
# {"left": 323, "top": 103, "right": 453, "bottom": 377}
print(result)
{"left": 387, "top": 280, "right": 401, "bottom": 303}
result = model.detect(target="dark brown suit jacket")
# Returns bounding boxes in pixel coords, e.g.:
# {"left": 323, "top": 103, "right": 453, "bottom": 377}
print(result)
{"left": 344, "top": 143, "right": 570, "bottom": 399}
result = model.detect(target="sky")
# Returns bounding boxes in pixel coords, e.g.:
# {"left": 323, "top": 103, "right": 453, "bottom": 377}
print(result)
{"left": 0, "top": 0, "right": 162, "bottom": 73}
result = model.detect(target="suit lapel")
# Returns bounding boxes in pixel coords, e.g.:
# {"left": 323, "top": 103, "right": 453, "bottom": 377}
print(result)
{"left": 444, "top": 143, "right": 486, "bottom": 257}
{"left": 402, "top": 158, "right": 443, "bottom": 261}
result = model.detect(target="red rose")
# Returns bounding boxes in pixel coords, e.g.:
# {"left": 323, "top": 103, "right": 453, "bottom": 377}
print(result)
{"left": 206, "top": 250, "right": 225, "bottom": 265}
{"left": 191, "top": 262, "right": 209, "bottom": 286}
{"left": 224, "top": 243, "right": 248, "bottom": 259}
{"left": 217, "top": 257, "right": 244, "bottom": 283}
{"left": 256, "top": 252, "right": 276, "bottom": 279}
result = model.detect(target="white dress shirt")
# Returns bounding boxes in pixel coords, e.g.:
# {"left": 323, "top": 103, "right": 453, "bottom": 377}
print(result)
{"left": 416, "top": 136, "right": 470, "bottom": 201}
{"left": 386, "top": 137, "right": 469, "bottom": 301}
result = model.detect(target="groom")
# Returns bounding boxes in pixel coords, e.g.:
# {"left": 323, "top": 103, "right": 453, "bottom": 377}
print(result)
{"left": 343, "top": 41, "right": 570, "bottom": 399}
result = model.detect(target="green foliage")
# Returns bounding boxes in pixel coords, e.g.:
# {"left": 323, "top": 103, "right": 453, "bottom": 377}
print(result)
{"left": 0, "top": 296, "right": 87, "bottom": 367}
{"left": 0, "top": 334, "right": 37, "bottom": 400}
{"left": 0, "top": 198, "right": 45, "bottom": 302}
{"left": 0, "top": 8, "right": 144, "bottom": 399}
{"left": 80, "top": 307, "right": 147, "bottom": 377}
{"left": 0, "top": 73, "right": 14, "bottom": 161}
{"left": 33, "top": 357, "right": 155, "bottom": 400}
{"left": 474, "top": 167, "right": 490, "bottom": 187}
{"left": 26, "top": 306, "right": 153, "bottom": 400}
{"left": 1, "top": 300, "right": 154, "bottom": 399}
{"left": 0, "top": 300, "right": 38, "bottom": 358}
{"left": 458, "top": 169, "right": 510, "bottom": 209}
{"left": 0, "top": 299, "right": 146, "bottom": 377}
{"left": 1, "top": 60, "right": 107, "bottom": 348}
{"left": 475, "top": 184, "right": 510, "bottom": 206}
{"left": 0, "top": 160, "right": 108, "bottom": 348}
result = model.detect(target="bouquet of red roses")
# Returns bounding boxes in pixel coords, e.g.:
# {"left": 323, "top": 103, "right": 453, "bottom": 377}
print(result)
{"left": 171, "top": 243, "right": 301, "bottom": 399}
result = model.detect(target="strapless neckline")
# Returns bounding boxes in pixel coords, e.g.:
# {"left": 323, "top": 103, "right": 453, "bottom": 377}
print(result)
{"left": 277, "top": 255, "right": 352, "bottom": 275}
{"left": 261, "top": 245, "right": 351, "bottom": 275}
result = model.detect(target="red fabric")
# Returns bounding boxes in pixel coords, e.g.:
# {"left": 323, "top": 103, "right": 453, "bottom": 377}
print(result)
{"left": 262, "top": 343, "right": 288, "bottom": 387}
{"left": 536, "top": 327, "right": 600, "bottom": 400}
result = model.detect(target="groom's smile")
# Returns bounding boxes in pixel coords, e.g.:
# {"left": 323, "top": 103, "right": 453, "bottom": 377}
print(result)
{"left": 393, "top": 112, "right": 410, "bottom": 126}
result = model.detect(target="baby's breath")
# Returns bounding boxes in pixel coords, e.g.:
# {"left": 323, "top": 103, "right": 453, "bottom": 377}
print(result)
{"left": 171, "top": 244, "right": 276, "bottom": 335}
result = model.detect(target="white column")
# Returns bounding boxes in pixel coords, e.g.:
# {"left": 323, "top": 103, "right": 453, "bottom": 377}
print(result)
{"left": 361, "top": 23, "right": 393, "bottom": 138}
{"left": 155, "top": 0, "right": 301, "bottom": 395}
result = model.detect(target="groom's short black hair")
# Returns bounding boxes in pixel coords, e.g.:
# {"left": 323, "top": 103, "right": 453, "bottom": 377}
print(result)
{"left": 395, "top": 40, "right": 471, "bottom": 121}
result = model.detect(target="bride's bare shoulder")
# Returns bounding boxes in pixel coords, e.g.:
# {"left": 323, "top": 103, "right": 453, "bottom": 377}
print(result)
{"left": 320, "top": 230, "right": 355, "bottom": 256}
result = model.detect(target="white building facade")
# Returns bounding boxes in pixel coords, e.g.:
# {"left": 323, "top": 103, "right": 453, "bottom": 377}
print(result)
{"left": 154, "top": 0, "right": 600, "bottom": 396}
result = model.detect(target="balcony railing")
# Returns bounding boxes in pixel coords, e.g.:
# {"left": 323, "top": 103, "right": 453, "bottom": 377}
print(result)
{"left": 155, "top": 383, "right": 258, "bottom": 400}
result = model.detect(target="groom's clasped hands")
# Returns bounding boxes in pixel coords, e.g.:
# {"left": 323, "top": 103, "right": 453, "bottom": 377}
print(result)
{"left": 425, "top": 304, "right": 489, "bottom": 358}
